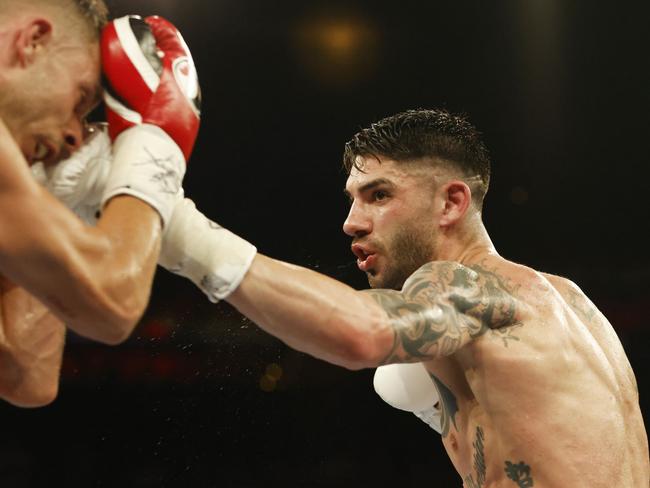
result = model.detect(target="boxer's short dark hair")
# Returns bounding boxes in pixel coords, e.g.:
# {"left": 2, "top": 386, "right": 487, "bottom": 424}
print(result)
{"left": 343, "top": 109, "right": 492, "bottom": 207}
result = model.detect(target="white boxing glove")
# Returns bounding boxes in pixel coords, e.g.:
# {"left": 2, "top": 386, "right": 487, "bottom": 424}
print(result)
{"left": 31, "top": 123, "right": 112, "bottom": 225}
{"left": 159, "top": 199, "right": 257, "bottom": 302}
{"left": 373, "top": 363, "right": 443, "bottom": 435}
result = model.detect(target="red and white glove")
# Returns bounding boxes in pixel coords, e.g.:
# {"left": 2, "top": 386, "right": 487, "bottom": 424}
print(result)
{"left": 100, "top": 15, "right": 201, "bottom": 227}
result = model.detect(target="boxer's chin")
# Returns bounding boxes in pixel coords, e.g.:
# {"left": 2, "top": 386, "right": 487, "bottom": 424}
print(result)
{"left": 366, "top": 265, "right": 407, "bottom": 290}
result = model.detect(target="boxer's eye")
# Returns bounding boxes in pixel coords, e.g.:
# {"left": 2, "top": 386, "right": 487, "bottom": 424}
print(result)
{"left": 372, "top": 190, "right": 389, "bottom": 202}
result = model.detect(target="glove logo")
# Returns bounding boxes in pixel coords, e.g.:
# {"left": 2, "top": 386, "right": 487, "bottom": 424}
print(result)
{"left": 172, "top": 57, "right": 201, "bottom": 117}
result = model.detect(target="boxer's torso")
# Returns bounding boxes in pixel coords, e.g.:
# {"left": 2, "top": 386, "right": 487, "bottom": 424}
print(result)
{"left": 423, "top": 256, "right": 648, "bottom": 487}
{"left": 0, "top": 277, "right": 64, "bottom": 402}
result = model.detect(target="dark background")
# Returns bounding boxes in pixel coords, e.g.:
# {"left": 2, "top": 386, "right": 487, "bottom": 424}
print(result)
{"left": 2, "top": 1, "right": 649, "bottom": 486}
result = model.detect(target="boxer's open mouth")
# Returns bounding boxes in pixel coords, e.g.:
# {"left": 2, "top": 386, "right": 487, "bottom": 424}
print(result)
{"left": 351, "top": 244, "right": 377, "bottom": 272}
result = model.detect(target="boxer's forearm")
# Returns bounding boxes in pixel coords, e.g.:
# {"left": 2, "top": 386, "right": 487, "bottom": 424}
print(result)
{"left": 228, "top": 254, "right": 393, "bottom": 370}
{"left": 82, "top": 195, "right": 162, "bottom": 341}
{"left": 229, "top": 258, "right": 499, "bottom": 368}
{"left": 0, "top": 120, "right": 161, "bottom": 344}
{"left": 0, "top": 186, "right": 161, "bottom": 344}
{"left": 0, "top": 280, "right": 65, "bottom": 407}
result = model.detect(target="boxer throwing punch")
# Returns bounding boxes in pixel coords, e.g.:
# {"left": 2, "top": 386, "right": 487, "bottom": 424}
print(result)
{"left": 0, "top": 0, "right": 200, "bottom": 407}
{"left": 40, "top": 72, "right": 648, "bottom": 485}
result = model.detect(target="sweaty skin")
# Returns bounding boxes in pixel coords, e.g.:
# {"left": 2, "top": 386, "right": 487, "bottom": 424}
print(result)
{"left": 228, "top": 156, "right": 649, "bottom": 487}
{"left": 395, "top": 258, "right": 648, "bottom": 488}
{"left": 0, "top": 276, "right": 65, "bottom": 407}
{"left": 0, "top": 6, "right": 164, "bottom": 406}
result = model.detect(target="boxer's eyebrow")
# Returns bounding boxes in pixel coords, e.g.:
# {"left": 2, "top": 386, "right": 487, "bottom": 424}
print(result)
{"left": 344, "top": 178, "right": 394, "bottom": 200}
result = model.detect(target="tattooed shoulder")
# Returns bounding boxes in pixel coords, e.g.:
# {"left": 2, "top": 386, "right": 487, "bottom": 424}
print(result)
{"left": 364, "top": 261, "right": 522, "bottom": 362}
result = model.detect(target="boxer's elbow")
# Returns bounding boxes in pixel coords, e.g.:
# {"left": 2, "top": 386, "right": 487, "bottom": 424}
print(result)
{"left": 76, "top": 300, "right": 143, "bottom": 345}
{"left": 337, "top": 314, "right": 394, "bottom": 371}
{"left": 67, "top": 282, "right": 146, "bottom": 345}
{"left": 85, "top": 311, "right": 140, "bottom": 345}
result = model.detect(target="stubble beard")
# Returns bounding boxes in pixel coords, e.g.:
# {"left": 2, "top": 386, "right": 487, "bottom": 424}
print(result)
{"left": 367, "top": 224, "right": 436, "bottom": 290}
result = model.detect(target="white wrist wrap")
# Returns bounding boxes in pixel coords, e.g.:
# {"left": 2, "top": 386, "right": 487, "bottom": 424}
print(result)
{"left": 373, "top": 363, "right": 443, "bottom": 435}
{"left": 159, "top": 198, "right": 257, "bottom": 302}
{"left": 101, "top": 124, "right": 185, "bottom": 228}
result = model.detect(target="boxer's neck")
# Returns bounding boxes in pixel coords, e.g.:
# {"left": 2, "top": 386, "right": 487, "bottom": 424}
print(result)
{"left": 433, "top": 218, "right": 497, "bottom": 265}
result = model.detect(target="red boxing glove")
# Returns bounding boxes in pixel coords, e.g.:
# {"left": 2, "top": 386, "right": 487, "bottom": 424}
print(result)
{"left": 101, "top": 15, "right": 201, "bottom": 161}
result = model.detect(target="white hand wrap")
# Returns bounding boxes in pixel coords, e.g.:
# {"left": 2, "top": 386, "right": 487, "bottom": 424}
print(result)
{"left": 159, "top": 198, "right": 257, "bottom": 302}
{"left": 100, "top": 124, "right": 185, "bottom": 228}
{"left": 373, "top": 363, "right": 443, "bottom": 435}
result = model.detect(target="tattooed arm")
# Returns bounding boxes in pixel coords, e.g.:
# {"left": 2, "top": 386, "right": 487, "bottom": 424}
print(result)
{"left": 364, "top": 261, "right": 517, "bottom": 363}
{"left": 228, "top": 255, "right": 518, "bottom": 369}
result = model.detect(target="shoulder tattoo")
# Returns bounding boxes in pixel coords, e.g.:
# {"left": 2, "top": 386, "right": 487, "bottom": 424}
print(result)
{"left": 365, "top": 261, "right": 520, "bottom": 363}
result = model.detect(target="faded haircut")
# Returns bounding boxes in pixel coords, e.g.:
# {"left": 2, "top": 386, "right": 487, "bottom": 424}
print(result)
{"left": 343, "top": 109, "right": 492, "bottom": 208}
{"left": 0, "top": 0, "right": 109, "bottom": 40}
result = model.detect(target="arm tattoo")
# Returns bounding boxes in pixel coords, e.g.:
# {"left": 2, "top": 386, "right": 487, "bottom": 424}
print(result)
{"left": 464, "top": 426, "right": 487, "bottom": 487}
{"left": 504, "top": 460, "right": 534, "bottom": 487}
{"left": 365, "top": 261, "right": 519, "bottom": 363}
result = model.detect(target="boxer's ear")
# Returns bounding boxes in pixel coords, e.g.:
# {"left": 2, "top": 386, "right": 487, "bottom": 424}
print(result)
{"left": 439, "top": 180, "right": 472, "bottom": 227}
{"left": 14, "top": 18, "right": 53, "bottom": 67}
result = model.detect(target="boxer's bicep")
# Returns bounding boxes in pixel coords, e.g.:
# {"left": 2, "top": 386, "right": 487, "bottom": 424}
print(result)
{"left": 364, "top": 261, "right": 519, "bottom": 363}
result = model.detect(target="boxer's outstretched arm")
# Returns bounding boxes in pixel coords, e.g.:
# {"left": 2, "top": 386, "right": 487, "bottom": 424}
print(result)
{"left": 0, "top": 278, "right": 65, "bottom": 407}
{"left": 228, "top": 255, "right": 519, "bottom": 369}
{"left": 0, "top": 120, "right": 161, "bottom": 345}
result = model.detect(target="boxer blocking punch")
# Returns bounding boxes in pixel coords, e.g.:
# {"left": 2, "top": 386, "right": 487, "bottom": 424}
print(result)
{"left": 0, "top": 3, "right": 199, "bottom": 406}
{"left": 42, "top": 109, "right": 649, "bottom": 486}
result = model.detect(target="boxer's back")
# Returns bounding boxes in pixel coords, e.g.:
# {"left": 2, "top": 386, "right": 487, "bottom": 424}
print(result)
{"left": 435, "top": 257, "right": 648, "bottom": 487}
{"left": 540, "top": 272, "right": 649, "bottom": 486}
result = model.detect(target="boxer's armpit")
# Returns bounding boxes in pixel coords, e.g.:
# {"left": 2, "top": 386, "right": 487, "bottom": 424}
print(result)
{"left": 364, "top": 261, "right": 520, "bottom": 363}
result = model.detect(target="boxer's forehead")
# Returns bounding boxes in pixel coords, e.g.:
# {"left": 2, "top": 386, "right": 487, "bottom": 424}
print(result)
{"left": 344, "top": 154, "right": 427, "bottom": 197}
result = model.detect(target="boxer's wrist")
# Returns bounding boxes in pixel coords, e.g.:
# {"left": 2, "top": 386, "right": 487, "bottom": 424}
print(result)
{"left": 100, "top": 124, "right": 185, "bottom": 228}
{"left": 159, "top": 198, "right": 257, "bottom": 302}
